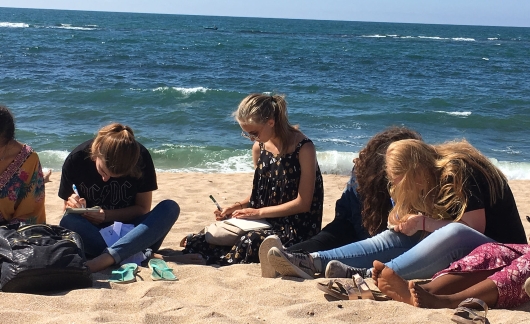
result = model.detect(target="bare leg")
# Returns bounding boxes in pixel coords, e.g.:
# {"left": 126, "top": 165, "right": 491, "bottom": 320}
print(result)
{"left": 421, "top": 270, "right": 497, "bottom": 295}
{"left": 86, "top": 253, "right": 115, "bottom": 272}
{"left": 410, "top": 278, "right": 499, "bottom": 309}
{"left": 373, "top": 260, "right": 414, "bottom": 305}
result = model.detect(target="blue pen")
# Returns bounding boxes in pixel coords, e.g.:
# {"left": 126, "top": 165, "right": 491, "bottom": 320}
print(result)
{"left": 72, "top": 184, "right": 85, "bottom": 208}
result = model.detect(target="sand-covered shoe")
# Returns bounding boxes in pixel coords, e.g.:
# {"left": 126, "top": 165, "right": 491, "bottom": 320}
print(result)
{"left": 325, "top": 260, "right": 369, "bottom": 279}
{"left": 259, "top": 235, "right": 283, "bottom": 278}
{"left": 267, "top": 247, "right": 316, "bottom": 279}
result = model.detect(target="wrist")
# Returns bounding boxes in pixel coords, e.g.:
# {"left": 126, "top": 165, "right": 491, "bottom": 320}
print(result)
{"left": 235, "top": 202, "right": 243, "bottom": 210}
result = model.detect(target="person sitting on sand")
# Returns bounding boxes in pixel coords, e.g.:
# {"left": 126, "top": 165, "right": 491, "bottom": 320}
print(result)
{"left": 267, "top": 139, "right": 526, "bottom": 280}
{"left": 373, "top": 241, "right": 530, "bottom": 309}
{"left": 182, "top": 93, "right": 324, "bottom": 265}
{"left": 259, "top": 126, "right": 423, "bottom": 277}
{"left": 0, "top": 105, "right": 46, "bottom": 225}
{"left": 58, "top": 123, "right": 180, "bottom": 273}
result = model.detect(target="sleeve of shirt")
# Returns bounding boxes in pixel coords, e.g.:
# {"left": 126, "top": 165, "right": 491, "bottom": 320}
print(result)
{"left": 13, "top": 152, "right": 46, "bottom": 224}
{"left": 137, "top": 147, "right": 158, "bottom": 193}
{"left": 58, "top": 154, "right": 75, "bottom": 201}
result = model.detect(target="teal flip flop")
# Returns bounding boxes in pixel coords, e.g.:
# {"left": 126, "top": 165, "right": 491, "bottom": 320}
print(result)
{"left": 148, "top": 259, "right": 177, "bottom": 281}
{"left": 108, "top": 263, "right": 139, "bottom": 284}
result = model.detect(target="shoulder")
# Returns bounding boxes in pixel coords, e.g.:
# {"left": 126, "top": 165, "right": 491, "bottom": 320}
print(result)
{"left": 296, "top": 134, "right": 315, "bottom": 152}
{"left": 138, "top": 142, "right": 151, "bottom": 156}
{"left": 62, "top": 140, "right": 93, "bottom": 171}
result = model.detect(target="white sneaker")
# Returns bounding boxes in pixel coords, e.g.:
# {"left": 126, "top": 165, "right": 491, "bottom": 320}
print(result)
{"left": 258, "top": 235, "right": 283, "bottom": 278}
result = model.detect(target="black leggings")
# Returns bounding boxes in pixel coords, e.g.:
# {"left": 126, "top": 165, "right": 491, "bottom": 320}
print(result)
{"left": 286, "top": 218, "right": 359, "bottom": 253}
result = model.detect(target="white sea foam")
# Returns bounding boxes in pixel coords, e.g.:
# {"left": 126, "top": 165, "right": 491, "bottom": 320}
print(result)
{"left": 490, "top": 159, "right": 530, "bottom": 180}
{"left": 0, "top": 22, "right": 29, "bottom": 28}
{"left": 482, "top": 58, "right": 489, "bottom": 61}
{"left": 452, "top": 37, "right": 475, "bottom": 42}
{"left": 39, "top": 148, "right": 529, "bottom": 180}
{"left": 49, "top": 25, "right": 97, "bottom": 31}
{"left": 435, "top": 111, "right": 472, "bottom": 117}
{"left": 36, "top": 150, "right": 70, "bottom": 171}
{"left": 418, "top": 36, "right": 449, "bottom": 40}
{"left": 488, "top": 38, "right": 499, "bottom": 40}
{"left": 361, "top": 34, "right": 386, "bottom": 38}
{"left": 153, "top": 86, "right": 210, "bottom": 95}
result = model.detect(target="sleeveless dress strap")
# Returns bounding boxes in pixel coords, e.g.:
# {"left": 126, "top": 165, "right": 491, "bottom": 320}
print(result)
{"left": 293, "top": 138, "right": 312, "bottom": 154}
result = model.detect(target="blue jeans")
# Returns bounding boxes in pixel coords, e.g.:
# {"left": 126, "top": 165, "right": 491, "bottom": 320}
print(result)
{"left": 287, "top": 170, "right": 370, "bottom": 252}
{"left": 314, "top": 222, "right": 496, "bottom": 279}
{"left": 60, "top": 199, "right": 180, "bottom": 264}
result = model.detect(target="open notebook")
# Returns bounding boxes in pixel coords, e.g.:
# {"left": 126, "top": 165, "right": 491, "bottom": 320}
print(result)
{"left": 223, "top": 218, "right": 271, "bottom": 231}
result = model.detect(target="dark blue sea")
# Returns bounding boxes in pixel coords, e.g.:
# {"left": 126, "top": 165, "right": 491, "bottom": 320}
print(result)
{"left": 1, "top": 8, "right": 529, "bottom": 179}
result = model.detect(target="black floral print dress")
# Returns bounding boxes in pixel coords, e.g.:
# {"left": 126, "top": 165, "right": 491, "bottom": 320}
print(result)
{"left": 183, "top": 138, "right": 324, "bottom": 265}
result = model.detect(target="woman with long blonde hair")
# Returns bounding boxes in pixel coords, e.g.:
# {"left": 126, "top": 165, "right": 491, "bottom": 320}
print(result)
{"left": 267, "top": 138, "right": 525, "bottom": 281}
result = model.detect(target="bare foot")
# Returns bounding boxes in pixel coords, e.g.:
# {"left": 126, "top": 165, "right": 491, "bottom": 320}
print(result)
{"left": 372, "top": 260, "right": 383, "bottom": 285}
{"left": 86, "top": 253, "right": 115, "bottom": 273}
{"left": 373, "top": 260, "right": 413, "bottom": 305}
{"left": 409, "top": 281, "right": 453, "bottom": 309}
{"left": 43, "top": 169, "right": 52, "bottom": 183}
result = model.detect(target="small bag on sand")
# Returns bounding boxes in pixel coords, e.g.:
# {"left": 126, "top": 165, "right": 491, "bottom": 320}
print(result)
{"left": 204, "top": 218, "right": 271, "bottom": 246}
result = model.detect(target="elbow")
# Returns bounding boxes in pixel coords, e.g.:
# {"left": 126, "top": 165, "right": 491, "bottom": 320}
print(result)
{"left": 298, "top": 202, "right": 312, "bottom": 214}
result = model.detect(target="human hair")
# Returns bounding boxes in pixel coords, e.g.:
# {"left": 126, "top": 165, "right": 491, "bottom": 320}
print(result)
{"left": 355, "top": 127, "right": 423, "bottom": 235}
{"left": 0, "top": 105, "right": 15, "bottom": 146}
{"left": 386, "top": 139, "right": 506, "bottom": 224}
{"left": 90, "top": 123, "right": 142, "bottom": 178}
{"left": 234, "top": 93, "right": 299, "bottom": 156}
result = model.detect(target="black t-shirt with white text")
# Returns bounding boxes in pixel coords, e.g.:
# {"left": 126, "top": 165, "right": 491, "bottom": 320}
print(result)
{"left": 58, "top": 140, "right": 157, "bottom": 210}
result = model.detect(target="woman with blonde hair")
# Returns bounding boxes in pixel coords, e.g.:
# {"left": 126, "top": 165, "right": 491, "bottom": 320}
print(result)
{"left": 267, "top": 138, "right": 525, "bottom": 280}
{"left": 59, "top": 123, "right": 180, "bottom": 273}
{"left": 182, "top": 93, "right": 324, "bottom": 265}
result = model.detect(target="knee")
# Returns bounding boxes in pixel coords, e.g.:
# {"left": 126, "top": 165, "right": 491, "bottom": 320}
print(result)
{"left": 436, "top": 222, "right": 476, "bottom": 236}
{"left": 156, "top": 199, "right": 180, "bottom": 221}
{"left": 59, "top": 213, "right": 84, "bottom": 231}
{"left": 431, "top": 222, "right": 483, "bottom": 244}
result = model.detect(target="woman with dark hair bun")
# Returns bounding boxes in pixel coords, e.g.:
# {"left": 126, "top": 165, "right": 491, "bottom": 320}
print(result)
{"left": 0, "top": 105, "right": 46, "bottom": 225}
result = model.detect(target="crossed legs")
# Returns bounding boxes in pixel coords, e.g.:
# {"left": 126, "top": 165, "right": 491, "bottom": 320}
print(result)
{"left": 372, "top": 260, "right": 499, "bottom": 309}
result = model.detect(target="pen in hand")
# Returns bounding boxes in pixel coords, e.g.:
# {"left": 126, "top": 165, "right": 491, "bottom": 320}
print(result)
{"left": 209, "top": 195, "right": 222, "bottom": 211}
{"left": 72, "top": 184, "right": 85, "bottom": 208}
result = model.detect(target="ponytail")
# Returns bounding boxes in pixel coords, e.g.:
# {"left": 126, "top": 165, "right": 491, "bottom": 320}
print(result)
{"left": 234, "top": 93, "right": 299, "bottom": 156}
{"left": 90, "top": 123, "right": 142, "bottom": 178}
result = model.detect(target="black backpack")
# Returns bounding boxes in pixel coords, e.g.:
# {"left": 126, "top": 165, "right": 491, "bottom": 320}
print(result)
{"left": 0, "top": 224, "right": 93, "bottom": 293}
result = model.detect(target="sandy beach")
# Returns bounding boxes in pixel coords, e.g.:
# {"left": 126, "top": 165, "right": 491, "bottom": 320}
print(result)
{"left": 2, "top": 173, "right": 529, "bottom": 323}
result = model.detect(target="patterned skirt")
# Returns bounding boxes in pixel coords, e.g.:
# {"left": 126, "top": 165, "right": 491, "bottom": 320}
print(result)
{"left": 433, "top": 243, "right": 530, "bottom": 308}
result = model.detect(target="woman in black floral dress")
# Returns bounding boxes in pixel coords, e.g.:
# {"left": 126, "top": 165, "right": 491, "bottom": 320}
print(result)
{"left": 183, "top": 93, "right": 324, "bottom": 265}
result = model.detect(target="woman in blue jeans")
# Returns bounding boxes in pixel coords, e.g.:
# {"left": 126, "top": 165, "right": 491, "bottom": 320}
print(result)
{"left": 59, "top": 123, "right": 180, "bottom": 273}
{"left": 267, "top": 139, "right": 526, "bottom": 280}
{"left": 258, "top": 126, "right": 423, "bottom": 277}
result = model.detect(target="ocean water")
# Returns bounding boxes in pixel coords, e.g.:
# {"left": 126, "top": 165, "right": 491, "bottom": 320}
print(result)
{"left": 1, "top": 8, "right": 529, "bottom": 179}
